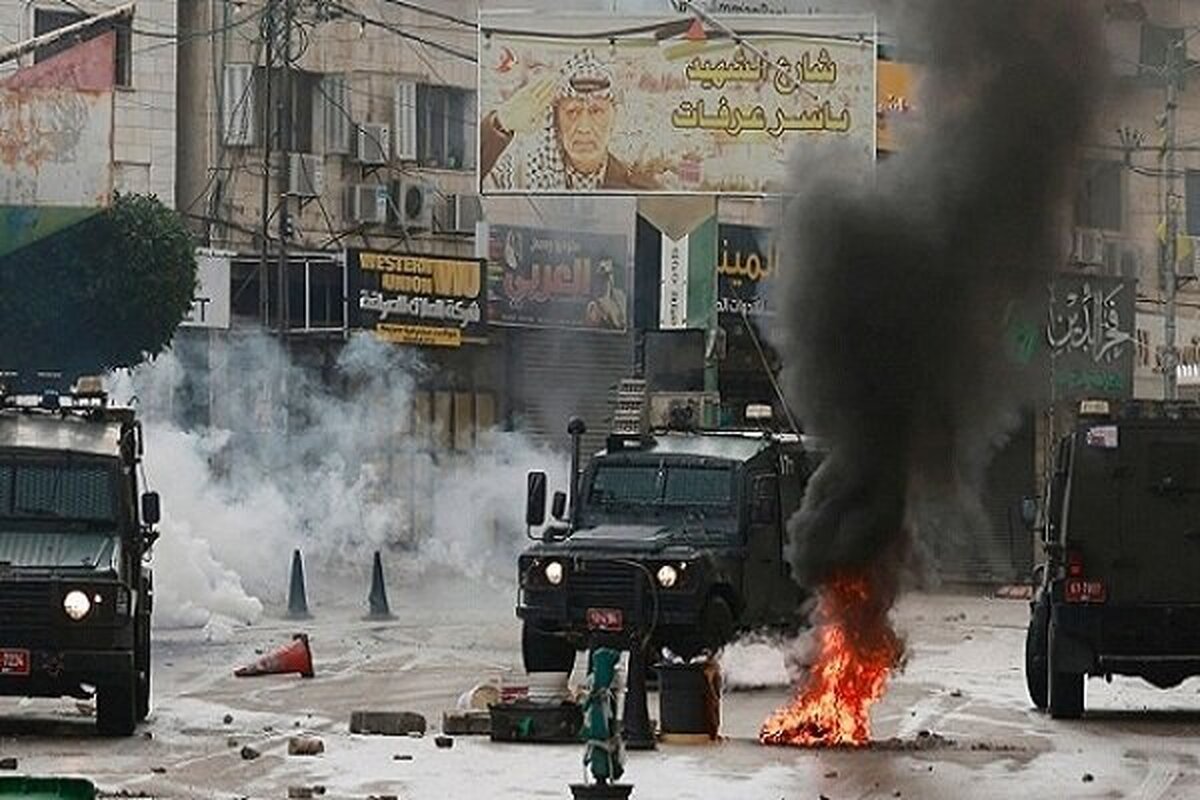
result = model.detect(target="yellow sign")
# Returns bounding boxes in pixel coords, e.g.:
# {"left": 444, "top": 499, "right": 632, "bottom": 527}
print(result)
{"left": 374, "top": 324, "right": 463, "bottom": 348}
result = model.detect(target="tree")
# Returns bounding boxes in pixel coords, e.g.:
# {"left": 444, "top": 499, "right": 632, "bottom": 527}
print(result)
{"left": 0, "top": 194, "right": 197, "bottom": 380}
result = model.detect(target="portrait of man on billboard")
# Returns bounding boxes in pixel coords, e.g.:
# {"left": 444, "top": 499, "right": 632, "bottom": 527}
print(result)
{"left": 481, "top": 49, "right": 662, "bottom": 192}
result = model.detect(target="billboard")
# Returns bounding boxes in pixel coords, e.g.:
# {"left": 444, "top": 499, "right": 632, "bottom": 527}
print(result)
{"left": 478, "top": 14, "right": 875, "bottom": 194}
{"left": 347, "top": 250, "right": 487, "bottom": 347}
{"left": 484, "top": 224, "right": 630, "bottom": 331}
{"left": 877, "top": 61, "right": 918, "bottom": 153}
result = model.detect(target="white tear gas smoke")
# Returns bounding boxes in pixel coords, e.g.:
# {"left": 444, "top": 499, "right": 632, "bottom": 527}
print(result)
{"left": 775, "top": 0, "right": 1105, "bottom": 591}
{"left": 108, "top": 333, "right": 566, "bottom": 630}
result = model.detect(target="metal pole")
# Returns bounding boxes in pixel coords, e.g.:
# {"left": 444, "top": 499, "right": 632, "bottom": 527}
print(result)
{"left": 277, "top": 0, "right": 294, "bottom": 335}
{"left": 258, "top": 0, "right": 274, "bottom": 327}
{"left": 1163, "top": 38, "right": 1182, "bottom": 400}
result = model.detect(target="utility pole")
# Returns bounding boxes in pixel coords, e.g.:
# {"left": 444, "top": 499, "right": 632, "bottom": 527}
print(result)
{"left": 258, "top": 0, "right": 275, "bottom": 326}
{"left": 277, "top": 0, "right": 295, "bottom": 335}
{"left": 1162, "top": 36, "right": 1182, "bottom": 400}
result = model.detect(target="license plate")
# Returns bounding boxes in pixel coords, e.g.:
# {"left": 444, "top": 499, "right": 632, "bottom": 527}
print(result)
{"left": 587, "top": 608, "right": 623, "bottom": 631}
{"left": 0, "top": 649, "right": 29, "bottom": 676}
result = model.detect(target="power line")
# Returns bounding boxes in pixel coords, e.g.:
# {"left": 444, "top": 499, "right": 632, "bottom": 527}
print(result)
{"left": 327, "top": 2, "right": 476, "bottom": 63}
{"left": 374, "top": 0, "right": 474, "bottom": 29}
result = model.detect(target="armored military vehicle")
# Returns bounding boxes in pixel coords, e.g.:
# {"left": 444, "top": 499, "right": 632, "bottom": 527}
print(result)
{"left": 517, "top": 384, "right": 821, "bottom": 672}
{"left": 1025, "top": 398, "right": 1200, "bottom": 718}
{"left": 0, "top": 376, "right": 159, "bottom": 735}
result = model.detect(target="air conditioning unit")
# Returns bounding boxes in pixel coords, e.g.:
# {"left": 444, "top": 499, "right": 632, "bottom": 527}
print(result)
{"left": 1102, "top": 239, "right": 1145, "bottom": 279}
{"left": 347, "top": 184, "right": 389, "bottom": 224}
{"left": 1072, "top": 227, "right": 1105, "bottom": 266}
{"left": 440, "top": 193, "right": 483, "bottom": 233}
{"left": 392, "top": 179, "right": 433, "bottom": 230}
{"left": 288, "top": 153, "right": 324, "bottom": 197}
{"left": 356, "top": 122, "right": 390, "bottom": 165}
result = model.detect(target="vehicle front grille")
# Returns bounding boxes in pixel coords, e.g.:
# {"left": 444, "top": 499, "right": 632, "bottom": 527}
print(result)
{"left": 0, "top": 582, "right": 52, "bottom": 630}
{"left": 568, "top": 561, "right": 640, "bottom": 610}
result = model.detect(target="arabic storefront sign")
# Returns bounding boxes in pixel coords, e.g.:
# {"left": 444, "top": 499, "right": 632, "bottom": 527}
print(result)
{"left": 347, "top": 250, "right": 486, "bottom": 347}
{"left": 717, "top": 224, "right": 774, "bottom": 322}
{"left": 478, "top": 14, "right": 875, "bottom": 194}
{"left": 1046, "top": 274, "right": 1135, "bottom": 398}
{"left": 485, "top": 224, "right": 629, "bottom": 331}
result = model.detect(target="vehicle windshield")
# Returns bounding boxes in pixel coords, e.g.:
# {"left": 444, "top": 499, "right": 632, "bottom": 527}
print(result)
{"left": 578, "top": 461, "right": 736, "bottom": 532}
{"left": 0, "top": 458, "right": 118, "bottom": 527}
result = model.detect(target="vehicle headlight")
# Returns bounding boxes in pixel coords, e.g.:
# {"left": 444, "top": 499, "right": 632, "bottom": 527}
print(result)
{"left": 544, "top": 561, "right": 564, "bottom": 586}
{"left": 63, "top": 590, "right": 91, "bottom": 621}
{"left": 657, "top": 564, "right": 678, "bottom": 588}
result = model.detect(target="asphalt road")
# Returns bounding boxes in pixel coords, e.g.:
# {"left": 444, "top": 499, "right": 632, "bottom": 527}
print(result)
{"left": 1, "top": 575, "right": 1199, "bottom": 799}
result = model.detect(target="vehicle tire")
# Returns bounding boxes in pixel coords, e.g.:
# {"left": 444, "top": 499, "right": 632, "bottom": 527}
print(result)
{"left": 135, "top": 616, "right": 151, "bottom": 721}
{"left": 1024, "top": 598, "right": 1049, "bottom": 710}
{"left": 96, "top": 673, "right": 137, "bottom": 737}
{"left": 1047, "top": 623, "right": 1084, "bottom": 720}
{"left": 521, "top": 623, "right": 575, "bottom": 674}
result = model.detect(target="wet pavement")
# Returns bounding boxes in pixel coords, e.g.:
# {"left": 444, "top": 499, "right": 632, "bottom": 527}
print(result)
{"left": 1, "top": 577, "right": 1199, "bottom": 799}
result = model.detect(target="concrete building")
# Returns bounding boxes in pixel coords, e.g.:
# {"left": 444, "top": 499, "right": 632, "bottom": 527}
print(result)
{"left": 0, "top": 0, "right": 177, "bottom": 204}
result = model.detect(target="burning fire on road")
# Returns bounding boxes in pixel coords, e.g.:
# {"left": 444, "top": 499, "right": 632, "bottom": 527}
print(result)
{"left": 761, "top": 574, "right": 902, "bottom": 747}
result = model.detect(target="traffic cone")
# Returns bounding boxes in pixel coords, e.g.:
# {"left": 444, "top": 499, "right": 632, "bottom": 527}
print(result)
{"left": 287, "top": 549, "right": 311, "bottom": 619}
{"left": 366, "top": 551, "right": 394, "bottom": 620}
{"left": 234, "top": 633, "right": 314, "bottom": 678}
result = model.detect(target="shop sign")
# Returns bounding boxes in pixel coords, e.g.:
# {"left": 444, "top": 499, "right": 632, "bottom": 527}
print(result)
{"left": 347, "top": 250, "right": 487, "bottom": 346}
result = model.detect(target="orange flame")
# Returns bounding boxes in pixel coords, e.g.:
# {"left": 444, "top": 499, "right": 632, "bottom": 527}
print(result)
{"left": 760, "top": 573, "right": 903, "bottom": 747}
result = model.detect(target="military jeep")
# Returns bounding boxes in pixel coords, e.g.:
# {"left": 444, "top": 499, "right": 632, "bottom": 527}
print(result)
{"left": 0, "top": 377, "right": 159, "bottom": 735}
{"left": 1025, "top": 398, "right": 1200, "bottom": 718}
{"left": 517, "top": 423, "right": 821, "bottom": 672}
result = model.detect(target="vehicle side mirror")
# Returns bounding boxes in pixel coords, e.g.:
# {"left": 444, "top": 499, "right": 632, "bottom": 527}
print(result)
{"left": 141, "top": 491, "right": 161, "bottom": 526}
{"left": 526, "top": 471, "right": 547, "bottom": 528}
{"left": 1019, "top": 496, "right": 1038, "bottom": 531}
{"left": 550, "top": 490, "right": 567, "bottom": 521}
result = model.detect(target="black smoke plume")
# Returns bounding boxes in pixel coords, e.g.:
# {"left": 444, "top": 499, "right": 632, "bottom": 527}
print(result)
{"left": 776, "top": 0, "right": 1105, "bottom": 588}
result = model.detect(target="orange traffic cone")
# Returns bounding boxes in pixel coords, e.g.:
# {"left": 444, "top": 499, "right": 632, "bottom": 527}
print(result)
{"left": 234, "top": 633, "right": 314, "bottom": 678}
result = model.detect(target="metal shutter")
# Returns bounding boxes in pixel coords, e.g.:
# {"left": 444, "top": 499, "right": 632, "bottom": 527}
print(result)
{"left": 514, "top": 329, "right": 633, "bottom": 456}
{"left": 926, "top": 415, "right": 1036, "bottom": 585}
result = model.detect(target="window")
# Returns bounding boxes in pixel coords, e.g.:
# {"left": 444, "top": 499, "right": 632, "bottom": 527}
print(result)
{"left": 588, "top": 464, "right": 733, "bottom": 507}
{"left": 1187, "top": 170, "right": 1200, "bottom": 236}
{"left": 1075, "top": 160, "right": 1123, "bottom": 231}
{"left": 415, "top": 84, "right": 475, "bottom": 170}
{"left": 222, "top": 64, "right": 256, "bottom": 146}
{"left": 34, "top": 8, "right": 131, "bottom": 87}
{"left": 0, "top": 461, "right": 116, "bottom": 521}
{"left": 315, "top": 74, "right": 351, "bottom": 154}
{"left": 1140, "top": 23, "right": 1185, "bottom": 71}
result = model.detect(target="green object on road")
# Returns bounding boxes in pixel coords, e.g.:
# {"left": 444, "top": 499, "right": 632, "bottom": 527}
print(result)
{"left": 0, "top": 778, "right": 96, "bottom": 799}
{"left": 582, "top": 647, "right": 624, "bottom": 785}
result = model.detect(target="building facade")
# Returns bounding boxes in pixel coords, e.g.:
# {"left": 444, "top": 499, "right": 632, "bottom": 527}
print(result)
{"left": 0, "top": 0, "right": 177, "bottom": 204}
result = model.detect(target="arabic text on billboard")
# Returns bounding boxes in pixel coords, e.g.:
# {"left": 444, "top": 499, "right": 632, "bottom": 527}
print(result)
{"left": 478, "top": 14, "right": 875, "bottom": 194}
{"left": 487, "top": 224, "right": 629, "bottom": 331}
{"left": 348, "top": 250, "right": 487, "bottom": 347}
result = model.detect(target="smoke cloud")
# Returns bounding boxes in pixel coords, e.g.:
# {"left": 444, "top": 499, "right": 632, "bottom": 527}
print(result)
{"left": 775, "top": 0, "right": 1104, "bottom": 588}
{"left": 108, "top": 333, "right": 565, "bottom": 632}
